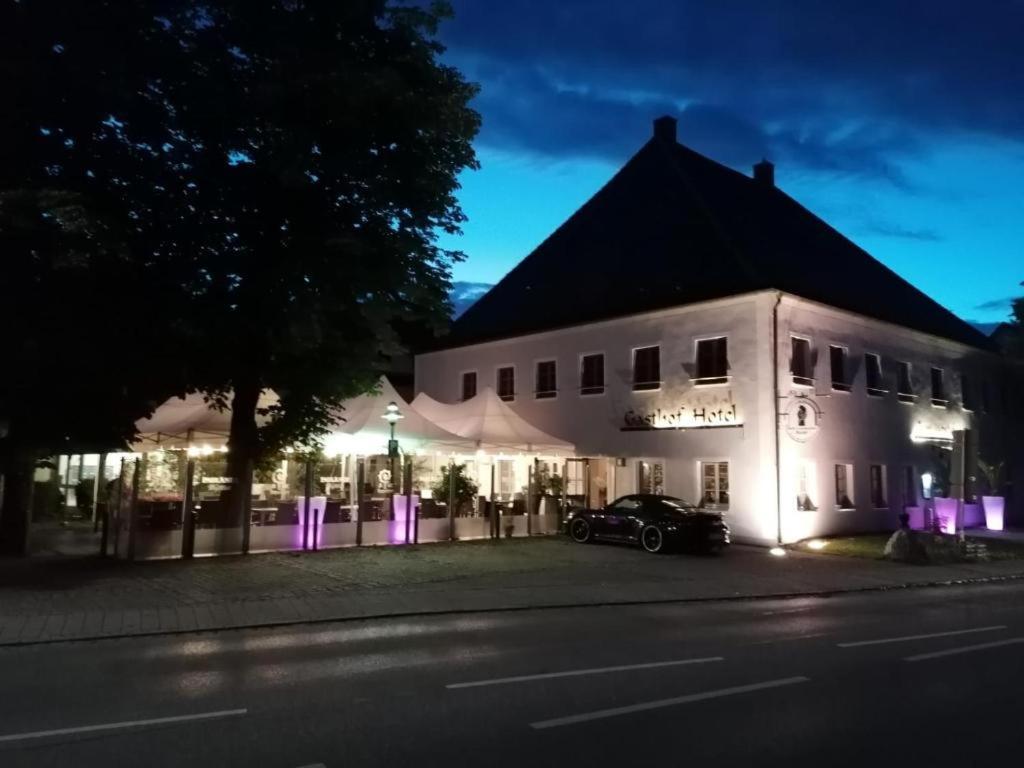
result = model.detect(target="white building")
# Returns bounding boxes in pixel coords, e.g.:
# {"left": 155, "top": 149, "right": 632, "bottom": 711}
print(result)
{"left": 416, "top": 117, "right": 1022, "bottom": 545}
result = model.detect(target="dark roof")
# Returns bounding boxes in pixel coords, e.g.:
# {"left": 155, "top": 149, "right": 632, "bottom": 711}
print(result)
{"left": 440, "top": 119, "right": 991, "bottom": 352}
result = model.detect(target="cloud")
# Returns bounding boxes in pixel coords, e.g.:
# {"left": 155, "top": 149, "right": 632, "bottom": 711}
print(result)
{"left": 974, "top": 296, "right": 1017, "bottom": 312}
{"left": 449, "top": 281, "right": 492, "bottom": 318}
{"left": 859, "top": 222, "right": 944, "bottom": 242}
{"left": 442, "top": 1, "right": 1024, "bottom": 180}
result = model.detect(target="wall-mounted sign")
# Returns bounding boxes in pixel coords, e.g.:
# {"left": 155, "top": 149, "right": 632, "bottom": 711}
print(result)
{"left": 910, "top": 421, "right": 956, "bottom": 445}
{"left": 622, "top": 390, "right": 741, "bottom": 431}
{"left": 783, "top": 395, "right": 822, "bottom": 442}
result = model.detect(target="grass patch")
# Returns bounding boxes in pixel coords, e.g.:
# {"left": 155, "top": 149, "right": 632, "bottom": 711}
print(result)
{"left": 799, "top": 535, "right": 890, "bottom": 560}
{"left": 797, "top": 532, "right": 1024, "bottom": 562}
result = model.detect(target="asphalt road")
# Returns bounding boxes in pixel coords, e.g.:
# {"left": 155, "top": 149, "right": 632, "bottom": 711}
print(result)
{"left": 3, "top": 579, "right": 1024, "bottom": 767}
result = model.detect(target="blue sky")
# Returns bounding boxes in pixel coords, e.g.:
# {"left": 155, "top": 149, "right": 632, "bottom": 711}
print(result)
{"left": 435, "top": 0, "right": 1023, "bottom": 328}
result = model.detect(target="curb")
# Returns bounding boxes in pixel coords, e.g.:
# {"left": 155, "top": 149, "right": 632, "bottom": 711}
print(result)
{"left": 4, "top": 569, "right": 1024, "bottom": 649}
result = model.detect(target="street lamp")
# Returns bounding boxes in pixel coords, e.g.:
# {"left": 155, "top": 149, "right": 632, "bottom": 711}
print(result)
{"left": 381, "top": 401, "right": 404, "bottom": 490}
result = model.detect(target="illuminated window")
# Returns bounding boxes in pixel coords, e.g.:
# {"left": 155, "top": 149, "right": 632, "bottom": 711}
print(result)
{"left": 865, "top": 353, "right": 885, "bottom": 396}
{"left": 496, "top": 460, "right": 515, "bottom": 498}
{"left": 834, "top": 464, "right": 854, "bottom": 509}
{"left": 632, "top": 346, "right": 661, "bottom": 391}
{"left": 869, "top": 464, "right": 887, "bottom": 508}
{"left": 695, "top": 337, "right": 728, "bottom": 384}
{"left": 580, "top": 353, "right": 605, "bottom": 395}
{"left": 930, "top": 367, "right": 947, "bottom": 407}
{"left": 796, "top": 461, "right": 817, "bottom": 511}
{"left": 700, "top": 461, "right": 729, "bottom": 508}
{"left": 496, "top": 366, "right": 515, "bottom": 402}
{"left": 791, "top": 337, "right": 813, "bottom": 386}
{"left": 535, "top": 360, "right": 557, "bottom": 399}
{"left": 461, "top": 371, "right": 477, "bottom": 401}
{"left": 897, "top": 362, "right": 915, "bottom": 402}
{"left": 829, "top": 345, "right": 849, "bottom": 391}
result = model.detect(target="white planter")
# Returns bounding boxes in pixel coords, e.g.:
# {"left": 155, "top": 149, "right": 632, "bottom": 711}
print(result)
{"left": 982, "top": 496, "right": 1005, "bottom": 532}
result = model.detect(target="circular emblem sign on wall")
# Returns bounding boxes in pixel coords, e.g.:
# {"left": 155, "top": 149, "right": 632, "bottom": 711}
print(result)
{"left": 783, "top": 395, "right": 822, "bottom": 442}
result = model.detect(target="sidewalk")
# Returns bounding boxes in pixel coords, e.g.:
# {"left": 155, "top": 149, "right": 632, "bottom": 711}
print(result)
{"left": 3, "top": 537, "right": 1024, "bottom": 646}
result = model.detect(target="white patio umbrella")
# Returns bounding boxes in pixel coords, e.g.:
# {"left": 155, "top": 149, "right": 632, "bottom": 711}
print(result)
{"left": 323, "top": 377, "right": 473, "bottom": 456}
{"left": 411, "top": 387, "right": 575, "bottom": 455}
{"left": 133, "top": 391, "right": 279, "bottom": 451}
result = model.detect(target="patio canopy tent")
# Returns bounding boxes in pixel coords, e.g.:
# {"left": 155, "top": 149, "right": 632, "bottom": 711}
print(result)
{"left": 411, "top": 387, "right": 575, "bottom": 454}
{"left": 132, "top": 391, "right": 280, "bottom": 452}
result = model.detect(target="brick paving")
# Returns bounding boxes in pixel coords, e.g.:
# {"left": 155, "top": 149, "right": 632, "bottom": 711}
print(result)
{"left": 3, "top": 537, "right": 1024, "bottom": 646}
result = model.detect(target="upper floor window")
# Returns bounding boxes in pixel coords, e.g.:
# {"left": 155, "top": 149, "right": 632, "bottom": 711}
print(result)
{"left": 930, "top": 367, "right": 947, "bottom": 407}
{"left": 535, "top": 360, "right": 557, "bottom": 399}
{"left": 632, "top": 346, "right": 661, "bottom": 391}
{"left": 580, "top": 353, "right": 605, "bottom": 395}
{"left": 897, "top": 362, "right": 915, "bottom": 403}
{"left": 829, "top": 345, "right": 850, "bottom": 391}
{"left": 961, "top": 373, "right": 975, "bottom": 411}
{"left": 695, "top": 337, "right": 728, "bottom": 385}
{"left": 865, "top": 353, "right": 885, "bottom": 396}
{"left": 461, "top": 371, "right": 477, "bottom": 402}
{"left": 497, "top": 366, "right": 515, "bottom": 402}
{"left": 791, "top": 337, "right": 813, "bottom": 386}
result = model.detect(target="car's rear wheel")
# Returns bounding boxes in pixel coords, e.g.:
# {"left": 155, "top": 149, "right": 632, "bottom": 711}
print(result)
{"left": 569, "top": 517, "right": 592, "bottom": 543}
{"left": 640, "top": 525, "right": 664, "bottom": 553}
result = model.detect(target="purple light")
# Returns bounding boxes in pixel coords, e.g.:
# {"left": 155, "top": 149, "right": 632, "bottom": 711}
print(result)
{"left": 983, "top": 496, "right": 1005, "bottom": 532}
{"left": 296, "top": 497, "right": 327, "bottom": 549}
{"left": 934, "top": 498, "right": 958, "bottom": 535}
{"left": 390, "top": 495, "right": 419, "bottom": 544}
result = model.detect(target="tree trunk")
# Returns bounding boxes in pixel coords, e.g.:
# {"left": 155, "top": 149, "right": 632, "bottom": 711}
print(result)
{"left": 226, "top": 379, "right": 260, "bottom": 532}
{"left": 0, "top": 451, "right": 35, "bottom": 556}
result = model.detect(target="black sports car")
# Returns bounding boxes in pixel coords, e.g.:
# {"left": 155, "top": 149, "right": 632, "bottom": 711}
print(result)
{"left": 565, "top": 494, "right": 730, "bottom": 554}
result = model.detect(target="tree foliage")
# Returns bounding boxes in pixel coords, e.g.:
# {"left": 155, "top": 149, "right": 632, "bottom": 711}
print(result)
{"left": 0, "top": 0, "right": 479, "bottom": 550}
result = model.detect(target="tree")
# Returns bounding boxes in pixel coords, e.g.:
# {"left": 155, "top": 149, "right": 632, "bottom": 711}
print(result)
{"left": 1, "top": 1, "right": 480, "bottom": 549}
{"left": 154, "top": 1, "right": 480, "bottom": 519}
{"left": 0, "top": 2, "right": 195, "bottom": 553}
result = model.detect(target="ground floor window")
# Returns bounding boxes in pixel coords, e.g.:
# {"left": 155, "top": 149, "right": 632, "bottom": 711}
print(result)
{"left": 496, "top": 459, "right": 515, "bottom": 499}
{"left": 869, "top": 464, "right": 887, "bottom": 508}
{"left": 637, "top": 460, "right": 665, "bottom": 495}
{"left": 835, "top": 464, "right": 854, "bottom": 509}
{"left": 796, "top": 461, "right": 817, "bottom": 511}
{"left": 902, "top": 465, "right": 917, "bottom": 507}
{"left": 700, "top": 461, "right": 729, "bottom": 508}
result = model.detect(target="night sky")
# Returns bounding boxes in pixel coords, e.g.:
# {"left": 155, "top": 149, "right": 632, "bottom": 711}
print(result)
{"left": 437, "top": 0, "right": 1023, "bottom": 330}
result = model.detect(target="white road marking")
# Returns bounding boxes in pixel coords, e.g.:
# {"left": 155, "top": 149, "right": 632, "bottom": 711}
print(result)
{"left": 446, "top": 656, "right": 723, "bottom": 690}
{"left": 905, "top": 637, "right": 1024, "bottom": 662}
{"left": 0, "top": 708, "right": 248, "bottom": 744}
{"left": 751, "top": 632, "right": 830, "bottom": 645}
{"left": 529, "top": 677, "right": 810, "bottom": 730}
{"left": 837, "top": 625, "right": 1006, "bottom": 648}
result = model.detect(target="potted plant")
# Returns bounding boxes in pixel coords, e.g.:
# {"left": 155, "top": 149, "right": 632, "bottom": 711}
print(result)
{"left": 432, "top": 464, "right": 479, "bottom": 538}
{"left": 978, "top": 459, "right": 1006, "bottom": 532}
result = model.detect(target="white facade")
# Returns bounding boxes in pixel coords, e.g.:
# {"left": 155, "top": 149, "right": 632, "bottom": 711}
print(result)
{"left": 416, "top": 289, "right": 1014, "bottom": 545}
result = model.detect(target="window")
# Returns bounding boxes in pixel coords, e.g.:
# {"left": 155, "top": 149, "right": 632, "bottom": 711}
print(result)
{"left": 700, "top": 461, "right": 729, "bottom": 508}
{"left": 796, "top": 461, "right": 817, "bottom": 511}
{"left": 834, "top": 464, "right": 854, "bottom": 509}
{"left": 695, "top": 337, "right": 729, "bottom": 384}
{"left": 865, "top": 353, "right": 885, "bottom": 396}
{"left": 791, "top": 337, "right": 813, "bottom": 386}
{"left": 608, "top": 497, "right": 642, "bottom": 512}
{"left": 961, "top": 373, "right": 975, "bottom": 411}
{"left": 496, "top": 460, "right": 515, "bottom": 498}
{"left": 902, "top": 466, "right": 917, "bottom": 507}
{"left": 869, "top": 464, "right": 887, "bottom": 508}
{"left": 829, "top": 345, "right": 849, "bottom": 391}
{"left": 632, "top": 346, "right": 661, "bottom": 391}
{"left": 580, "top": 353, "right": 605, "bottom": 395}
{"left": 637, "top": 460, "right": 664, "bottom": 494}
{"left": 930, "top": 367, "right": 947, "bottom": 407}
{"left": 461, "top": 371, "right": 477, "bottom": 401}
{"left": 897, "top": 362, "right": 915, "bottom": 402}
{"left": 496, "top": 366, "right": 515, "bottom": 402}
{"left": 535, "top": 360, "right": 557, "bottom": 399}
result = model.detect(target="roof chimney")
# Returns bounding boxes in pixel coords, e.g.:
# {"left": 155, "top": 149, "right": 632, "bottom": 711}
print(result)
{"left": 753, "top": 159, "right": 775, "bottom": 187}
{"left": 653, "top": 115, "right": 677, "bottom": 143}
